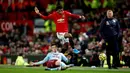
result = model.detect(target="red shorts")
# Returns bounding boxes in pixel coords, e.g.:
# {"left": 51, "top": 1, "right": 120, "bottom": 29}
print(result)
{"left": 46, "top": 60, "right": 59, "bottom": 68}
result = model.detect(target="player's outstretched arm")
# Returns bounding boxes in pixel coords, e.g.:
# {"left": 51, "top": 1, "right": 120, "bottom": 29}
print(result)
{"left": 65, "top": 11, "right": 85, "bottom": 20}
{"left": 29, "top": 53, "right": 50, "bottom": 66}
{"left": 61, "top": 53, "right": 69, "bottom": 63}
{"left": 34, "top": 7, "right": 52, "bottom": 19}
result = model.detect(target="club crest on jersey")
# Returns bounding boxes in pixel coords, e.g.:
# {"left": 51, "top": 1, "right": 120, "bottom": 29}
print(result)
{"left": 112, "top": 19, "right": 116, "bottom": 23}
{"left": 106, "top": 21, "right": 110, "bottom": 25}
{"left": 57, "top": 18, "right": 65, "bottom": 23}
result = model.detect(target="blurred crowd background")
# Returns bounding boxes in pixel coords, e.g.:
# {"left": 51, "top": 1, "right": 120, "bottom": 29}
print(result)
{"left": 0, "top": 0, "right": 130, "bottom": 67}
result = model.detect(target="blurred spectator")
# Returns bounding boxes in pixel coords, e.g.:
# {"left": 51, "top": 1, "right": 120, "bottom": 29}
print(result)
{"left": 15, "top": 53, "right": 29, "bottom": 66}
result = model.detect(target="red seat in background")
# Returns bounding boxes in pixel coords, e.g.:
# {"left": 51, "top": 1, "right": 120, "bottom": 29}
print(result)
{"left": 23, "top": 12, "right": 29, "bottom": 20}
{"left": 0, "top": 13, "right": 3, "bottom": 20}
{"left": 17, "top": 12, "right": 23, "bottom": 20}
{"left": 8, "top": 12, "right": 16, "bottom": 20}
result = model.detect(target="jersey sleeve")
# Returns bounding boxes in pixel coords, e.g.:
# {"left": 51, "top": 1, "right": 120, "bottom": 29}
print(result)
{"left": 40, "top": 13, "right": 54, "bottom": 20}
{"left": 61, "top": 53, "right": 68, "bottom": 63}
{"left": 65, "top": 11, "right": 81, "bottom": 19}
{"left": 33, "top": 53, "right": 50, "bottom": 65}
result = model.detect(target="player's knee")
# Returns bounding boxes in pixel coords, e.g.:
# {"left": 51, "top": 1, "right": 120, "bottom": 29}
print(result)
{"left": 55, "top": 60, "right": 61, "bottom": 66}
{"left": 64, "top": 33, "right": 72, "bottom": 38}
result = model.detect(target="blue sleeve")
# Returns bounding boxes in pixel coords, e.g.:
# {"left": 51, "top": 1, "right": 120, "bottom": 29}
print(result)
{"left": 99, "top": 17, "right": 106, "bottom": 39}
{"left": 33, "top": 53, "right": 50, "bottom": 65}
{"left": 61, "top": 53, "right": 68, "bottom": 63}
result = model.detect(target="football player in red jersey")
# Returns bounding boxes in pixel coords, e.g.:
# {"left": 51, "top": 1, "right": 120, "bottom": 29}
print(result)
{"left": 34, "top": 5, "right": 85, "bottom": 54}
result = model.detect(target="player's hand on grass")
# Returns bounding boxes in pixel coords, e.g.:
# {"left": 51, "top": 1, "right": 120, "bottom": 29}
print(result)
{"left": 26, "top": 62, "right": 34, "bottom": 67}
{"left": 30, "top": 62, "right": 34, "bottom": 66}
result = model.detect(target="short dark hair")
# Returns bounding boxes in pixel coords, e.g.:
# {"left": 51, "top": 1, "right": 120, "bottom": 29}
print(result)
{"left": 56, "top": 5, "right": 63, "bottom": 11}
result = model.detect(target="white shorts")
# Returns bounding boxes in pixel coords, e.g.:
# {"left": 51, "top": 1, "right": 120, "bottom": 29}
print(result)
{"left": 56, "top": 32, "right": 69, "bottom": 44}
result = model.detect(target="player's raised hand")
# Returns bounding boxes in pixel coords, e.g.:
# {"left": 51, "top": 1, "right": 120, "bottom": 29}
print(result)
{"left": 34, "top": 7, "right": 40, "bottom": 14}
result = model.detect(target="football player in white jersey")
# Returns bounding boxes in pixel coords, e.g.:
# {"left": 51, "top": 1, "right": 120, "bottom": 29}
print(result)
{"left": 30, "top": 44, "right": 73, "bottom": 70}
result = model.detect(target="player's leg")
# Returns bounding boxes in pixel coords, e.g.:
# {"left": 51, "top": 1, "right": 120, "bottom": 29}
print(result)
{"left": 60, "top": 62, "right": 74, "bottom": 70}
{"left": 56, "top": 60, "right": 74, "bottom": 70}
{"left": 56, "top": 32, "right": 68, "bottom": 53}
{"left": 54, "top": 60, "right": 74, "bottom": 70}
{"left": 55, "top": 60, "right": 70, "bottom": 68}
{"left": 55, "top": 60, "right": 61, "bottom": 66}
{"left": 56, "top": 32, "right": 66, "bottom": 44}
{"left": 64, "top": 33, "right": 80, "bottom": 54}
{"left": 45, "top": 60, "right": 69, "bottom": 71}
{"left": 45, "top": 60, "right": 60, "bottom": 71}
{"left": 56, "top": 32, "right": 80, "bottom": 54}
{"left": 69, "top": 37, "right": 80, "bottom": 54}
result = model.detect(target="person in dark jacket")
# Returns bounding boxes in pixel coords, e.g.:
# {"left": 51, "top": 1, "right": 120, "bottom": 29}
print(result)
{"left": 99, "top": 10, "right": 120, "bottom": 69}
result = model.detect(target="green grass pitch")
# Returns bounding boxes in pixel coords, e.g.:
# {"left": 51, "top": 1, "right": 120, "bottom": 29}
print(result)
{"left": 0, "top": 65, "right": 130, "bottom": 73}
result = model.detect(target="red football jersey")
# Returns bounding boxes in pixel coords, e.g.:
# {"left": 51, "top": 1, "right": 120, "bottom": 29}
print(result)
{"left": 40, "top": 11, "right": 80, "bottom": 32}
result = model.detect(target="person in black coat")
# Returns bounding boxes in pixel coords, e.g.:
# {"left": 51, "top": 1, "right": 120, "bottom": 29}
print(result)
{"left": 99, "top": 10, "right": 120, "bottom": 69}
